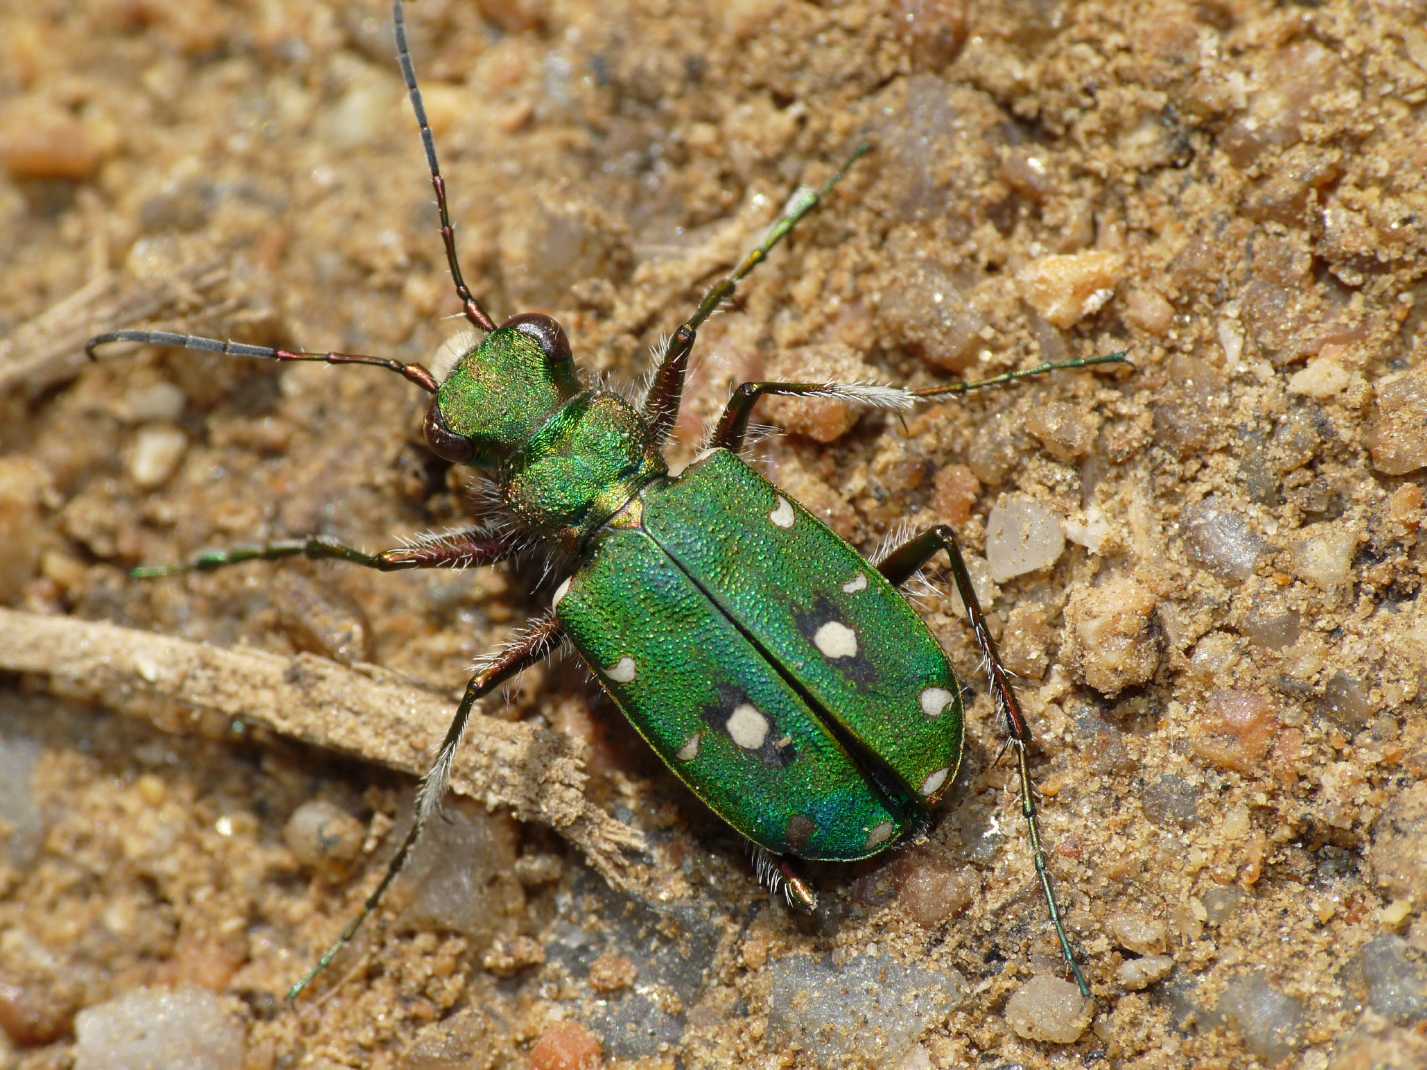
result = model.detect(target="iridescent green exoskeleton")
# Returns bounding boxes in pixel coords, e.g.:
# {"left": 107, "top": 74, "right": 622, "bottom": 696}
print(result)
{"left": 88, "top": 0, "right": 1126, "bottom": 1004}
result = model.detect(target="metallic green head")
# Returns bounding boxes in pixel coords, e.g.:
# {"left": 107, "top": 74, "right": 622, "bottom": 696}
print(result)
{"left": 423, "top": 314, "right": 581, "bottom": 468}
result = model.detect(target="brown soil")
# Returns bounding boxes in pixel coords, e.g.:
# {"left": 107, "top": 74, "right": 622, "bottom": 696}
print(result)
{"left": 2, "top": 1, "right": 1425, "bottom": 1067}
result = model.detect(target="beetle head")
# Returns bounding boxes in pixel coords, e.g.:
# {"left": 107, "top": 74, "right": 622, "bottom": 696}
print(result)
{"left": 423, "top": 313, "right": 579, "bottom": 466}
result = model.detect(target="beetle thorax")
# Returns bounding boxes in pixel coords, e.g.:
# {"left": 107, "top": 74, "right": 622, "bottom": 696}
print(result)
{"left": 501, "top": 390, "right": 667, "bottom": 549}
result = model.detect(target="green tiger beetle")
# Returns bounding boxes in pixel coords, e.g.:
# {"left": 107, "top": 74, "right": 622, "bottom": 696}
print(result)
{"left": 88, "top": 0, "right": 1126, "bottom": 1004}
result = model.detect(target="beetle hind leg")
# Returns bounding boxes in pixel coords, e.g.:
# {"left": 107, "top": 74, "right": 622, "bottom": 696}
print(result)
{"left": 877, "top": 524, "right": 1092, "bottom": 998}
{"left": 286, "top": 615, "right": 564, "bottom": 1002}
{"left": 750, "top": 845, "right": 818, "bottom": 913}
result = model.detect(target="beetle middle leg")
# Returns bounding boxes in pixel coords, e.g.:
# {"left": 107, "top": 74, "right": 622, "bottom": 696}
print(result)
{"left": 706, "top": 351, "right": 1129, "bottom": 454}
{"left": 288, "top": 613, "right": 565, "bottom": 1002}
{"left": 878, "top": 524, "right": 1091, "bottom": 998}
{"left": 129, "top": 528, "right": 518, "bottom": 579}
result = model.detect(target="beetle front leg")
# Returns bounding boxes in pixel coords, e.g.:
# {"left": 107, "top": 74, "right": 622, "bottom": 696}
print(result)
{"left": 130, "top": 528, "right": 518, "bottom": 579}
{"left": 878, "top": 524, "right": 1092, "bottom": 999}
{"left": 641, "top": 145, "right": 872, "bottom": 447}
{"left": 288, "top": 613, "right": 565, "bottom": 1001}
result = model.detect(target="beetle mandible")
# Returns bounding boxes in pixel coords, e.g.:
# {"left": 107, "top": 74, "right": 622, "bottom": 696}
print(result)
{"left": 88, "top": 0, "right": 1123, "bottom": 1002}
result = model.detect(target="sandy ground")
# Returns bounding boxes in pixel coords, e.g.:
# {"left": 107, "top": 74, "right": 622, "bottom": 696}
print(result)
{"left": 2, "top": 1, "right": 1426, "bottom": 1067}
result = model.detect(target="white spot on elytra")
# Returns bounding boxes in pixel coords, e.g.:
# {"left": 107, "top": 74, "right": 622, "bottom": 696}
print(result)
{"left": 920, "top": 767, "right": 950, "bottom": 797}
{"left": 676, "top": 734, "right": 700, "bottom": 762}
{"left": 769, "top": 496, "right": 795, "bottom": 529}
{"left": 551, "top": 577, "right": 571, "bottom": 609}
{"left": 813, "top": 620, "right": 858, "bottom": 659}
{"left": 920, "top": 687, "right": 954, "bottom": 718}
{"left": 865, "top": 821, "right": 895, "bottom": 850}
{"left": 607, "top": 656, "right": 636, "bottom": 683}
{"left": 726, "top": 703, "right": 770, "bottom": 749}
{"left": 841, "top": 573, "right": 868, "bottom": 594}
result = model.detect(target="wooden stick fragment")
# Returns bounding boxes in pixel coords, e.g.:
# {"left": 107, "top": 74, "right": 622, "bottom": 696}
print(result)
{"left": 0, "top": 607, "right": 652, "bottom": 895}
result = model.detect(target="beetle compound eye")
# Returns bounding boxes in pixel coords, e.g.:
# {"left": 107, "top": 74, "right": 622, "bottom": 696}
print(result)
{"left": 423, "top": 400, "right": 476, "bottom": 463}
{"left": 502, "top": 312, "right": 572, "bottom": 364}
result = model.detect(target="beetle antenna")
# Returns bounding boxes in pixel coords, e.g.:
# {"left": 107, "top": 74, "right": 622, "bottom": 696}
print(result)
{"left": 85, "top": 330, "right": 438, "bottom": 393}
{"left": 393, "top": 0, "right": 497, "bottom": 334}
{"left": 685, "top": 142, "right": 871, "bottom": 334}
{"left": 912, "top": 352, "right": 1131, "bottom": 399}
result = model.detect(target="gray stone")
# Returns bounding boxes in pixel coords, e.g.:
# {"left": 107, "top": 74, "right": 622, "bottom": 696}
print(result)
{"left": 767, "top": 953, "right": 964, "bottom": 1063}
{"left": 74, "top": 987, "right": 244, "bottom": 1070}
{"left": 1217, "top": 970, "right": 1304, "bottom": 1063}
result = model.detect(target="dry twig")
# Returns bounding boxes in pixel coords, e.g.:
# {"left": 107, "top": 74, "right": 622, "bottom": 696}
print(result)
{"left": 0, "top": 607, "right": 652, "bottom": 895}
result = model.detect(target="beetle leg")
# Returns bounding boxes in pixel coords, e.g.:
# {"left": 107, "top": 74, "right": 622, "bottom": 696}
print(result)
{"left": 707, "top": 351, "right": 1130, "bottom": 455}
{"left": 641, "top": 145, "right": 871, "bottom": 447}
{"left": 129, "top": 528, "right": 519, "bottom": 579}
{"left": 750, "top": 845, "right": 819, "bottom": 913}
{"left": 288, "top": 613, "right": 565, "bottom": 1002}
{"left": 878, "top": 524, "right": 1092, "bottom": 999}
{"left": 707, "top": 380, "right": 918, "bottom": 453}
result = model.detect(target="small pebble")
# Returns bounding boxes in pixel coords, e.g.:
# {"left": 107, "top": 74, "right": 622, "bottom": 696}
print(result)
{"left": 1367, "top": 781, "right": 1427, "bottom": 908}
{"left": 1026, "top": 400, "right": 1096, "bottom": 462}
{"left": 1004, "top": 975, "right": 1094, "bottom": 1044}
{"left": 273, "top": 572, "right": 372, "bottom": 665}
{"left": 529, "top": 1021, "right": 603, "bottom": 1070}
{"left": 767, "top": 953, "right": 964, "bottom": 1062}
{"left": 1016, "top": 250, "right": 1123, "bottom": 329}
{"left": 1106, "top": 911, "right": 1167, "bottom": 955}
{"left": 1240, "top": 604, "right": 1300, "bottom": 650}
{"left": 1121, "top": 286, "right": 1174, "bottom": 336}
{"left": 0, "top": 725, "right": 44, "bottom": 867}
{"left": 0, "top": 457, "right": 47, "bottom": 602}
{"left": 1192, "top": 689, "right": 1278, "bottom": 774}
{"left": 320, "top": 72, "right": 398, "bottom": 150}
{"left": 1201, "top": 885, "right": 1246, "bottom": 925}
{"left": 1317, "top": 671, "right": 1375, "bottom": 731}
{"left": 473, "top": 0, "right": 551, "bottom": 33}
{"left": 893, "top": 0, "right": 968, "bottom": 71}
{"left": 985, "top": 494, "right": 1064, "bottom": 582}
{"left": 0, "top": 976, "right": 75, "bottom": 1047}
{"left": 127, "top": 426, "right": 189, "bottom": 489}
{"left": 930, "top": 463, "right": 979, "bottom": 526}
{"left": 122, "top": 382, "right": 187, "bottom": 423}
{"left": 879, "top": 260, "right": 987, "bottom": 373}
{"left": 897, "top": 859, "right": 977, "bottom": 927}
{"left": 1216, "top": 970, "right": 1304, "bottom": 1063}
{"left": 586, "top": 952, "right": 637, "bottom": 995}
{"left": 512, "top": 852, "right": 565, "bottom": 886}
{"left": 74, "top": 987, "right": 244, "bottom": 1070}
{"left": 1141, "top": 774, "right": 1201, "bottom": 829}
{"left": 283, "top": 799, "right": 364, "bottom": 870}
{"left": 0, "top": 103, "right": 106, "bottom": 180}
{"left": 1182, "top": 496, "right": 1268, "bottom": 582}
{"left": 1348, "top": 936, "right": 1427, "bottom": 1025}
{"left": 1289, "top": 356, "right": 1352, "bottom": 399}
{"left": 399, "top": 800, "right": 525, "bottom": 954}
{"left": 1117, "top": 955, "right": 1174, "bottom": 991}
{"left": 1066, "top": 575, "right": 1159, "bottom": 696}
{"left": 1366, "top": 365, "right": 1427, "bottom": 475}
{"left": 1291, "top": 521, "right": 1358, "bottom": 589}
